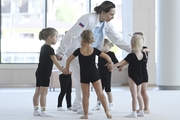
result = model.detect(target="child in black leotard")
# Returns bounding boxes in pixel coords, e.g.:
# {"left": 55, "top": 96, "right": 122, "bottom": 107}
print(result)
{"left": 33, "top": 28, "right": 66, "bottom": 117}
{"left": 64, "top": 30, "right": 113, "bottom": 119}
{"left": 133, "top": 32, "right": 150, "bottom": 114}
{"left": 109, "top": 35, "right": 146, "bottom": 118}
{"left": 57, "top": 31, "right": 72, "bottom": 111}
{"left": 92, "top": 39, "right": 118, "bottom": 111}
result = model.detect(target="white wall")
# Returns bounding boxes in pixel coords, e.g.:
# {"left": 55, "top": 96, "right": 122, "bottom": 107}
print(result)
{"left": 0, "top": 64, "right": 37, "bottom": 86}
{"left": 133, "top": 0, "right": 156, "bottom": 85}
{"left": 0, "top": 0, "right": 156, "bottom": 86}
{"left": 122, "top": 0, "right": 156, "bottom": 85}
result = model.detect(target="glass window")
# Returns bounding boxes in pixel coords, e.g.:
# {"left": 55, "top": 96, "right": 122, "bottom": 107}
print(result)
{"left": 1, "top": 0, "right": 44, "bottom": 63}
{"left": 0, "top": 0, "right": 122, "bottom": 63}
{"left": 47, "top": 0, "right": 89, "bottom": 51}
{"left": 1, "top": 0, "right": 11, "bottom": 13}
{"left": 91, "top": 0, "right": 123, "bottom": 61}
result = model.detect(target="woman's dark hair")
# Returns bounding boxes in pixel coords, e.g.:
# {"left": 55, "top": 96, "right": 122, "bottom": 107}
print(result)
{"left": 94, "top": 1, "right": 115, "bottom": 14}
{"left": 39, "top": 27, "right": 57, "bottom": 40}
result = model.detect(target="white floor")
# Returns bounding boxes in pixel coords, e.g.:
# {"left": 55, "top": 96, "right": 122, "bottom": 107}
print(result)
{"left": 0, "top": 86, "right": 179, "bottom": 120}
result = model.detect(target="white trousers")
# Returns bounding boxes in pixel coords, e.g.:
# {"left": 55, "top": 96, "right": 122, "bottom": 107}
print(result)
{"left": 70, "top": 58, "right": 83, "bottom": 112}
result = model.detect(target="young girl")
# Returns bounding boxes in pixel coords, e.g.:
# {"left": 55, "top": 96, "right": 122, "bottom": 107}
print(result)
{"left": 57, "top": 31, "right": 72, "bottom": 111}
{"left": 93, "top": 39, "right": 119, "bottom": 111}
{"left": 133, "top": 32, "right": 150, "bottom": 114}
{"left": 64, "top": 30, "right": 112, "bottom": 119}
{"left": 110, "top": 35, "right": 146, "bottom": 117}
{"left": 33, "top": 27, "right": 65, "bottom": 117}
{"left": 57, "top": 73, "right": 72, "bottom": 111}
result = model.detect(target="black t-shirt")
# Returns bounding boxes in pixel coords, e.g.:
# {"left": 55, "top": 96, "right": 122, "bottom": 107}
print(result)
{"left": 124, "top": 52, "right": 147, "bottom": 85}
{"left": 36, "top": 44, "right": 55, "bottom": 77}
{"left": 98, "top": 51, "right": 118, "bottom": 77}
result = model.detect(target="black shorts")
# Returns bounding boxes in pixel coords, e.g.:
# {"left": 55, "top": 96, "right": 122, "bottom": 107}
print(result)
{"left": 35, "top": 72, "right": 50, "bottom": 87}
{"left": 101, "top": 76, "right": 111, "bottom": 92}
{"left": 80, "top": 71, "right": 100, "bottom": 84}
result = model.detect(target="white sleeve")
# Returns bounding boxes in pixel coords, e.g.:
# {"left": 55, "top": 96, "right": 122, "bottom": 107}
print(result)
{"left": 56, "top": 15, "right": 89, "bottom": 57}
{"left": 106, "top": 23, "right": 131, "bottom": 53}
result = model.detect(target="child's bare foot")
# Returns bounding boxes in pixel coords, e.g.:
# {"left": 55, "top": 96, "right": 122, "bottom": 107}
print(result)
{"left": 80, "top": 115, "right": 88, "bottom": 119}
{"left": 144, "top": 110, "right": 150, "bottom": 114}
{"left": 105, "top": 111, "right": 112, "bottom": 119}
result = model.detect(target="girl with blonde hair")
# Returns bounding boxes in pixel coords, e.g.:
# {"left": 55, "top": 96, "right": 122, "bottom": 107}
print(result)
{"left": 108, "top": 35, "right": 146, "bottom": 117}
{"left": 133, "top": 32, "right": 150, "bottom": 114}
{"left": 64, "top": 30, "right": 112, "bottom": 119}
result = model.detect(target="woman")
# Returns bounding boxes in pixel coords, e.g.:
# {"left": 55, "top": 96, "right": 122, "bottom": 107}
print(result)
{"left": 56, "top": 1, "right": 131, "bottom": 114}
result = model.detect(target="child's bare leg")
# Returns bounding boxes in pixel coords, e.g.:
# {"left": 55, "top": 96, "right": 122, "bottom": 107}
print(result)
{"left": 141, "top": 83, "right": 150, "bottom": 113}
{"left": 38, "top": 87, "right": 52, "bottom": 117}
{"left": 126, "top": 79, "right": 138, "bottom": 117}
{"left": 92, "top": 80, "right": 112, "bottom": 119}
{"left": 106, "top": 92, "right": 113, "bottom": 103}
{"left": 33, "top": 87, "right": 40, "bottom": 116}
{"left": 33, "top": 87, "right": 40, "bottom": 106}
{"left": 39, "top": 87, "right": 48, "bottom": 108}
{"left": 137, "top": 84, "right": 145, "bottom": 117}
{"left": 80, "top": 83, "right": 90, "bottom": 119}
{"left": 129, "top": 79, "right": 138, "bottom": 111}
{"left": 137, "top": 85, "right": 143, "bottom": 110}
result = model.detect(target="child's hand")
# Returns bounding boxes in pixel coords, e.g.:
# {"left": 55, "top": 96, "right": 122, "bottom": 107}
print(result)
{"left": 105, "top": 63, "right": 113, "bottom": 72}
{"left": 118, "top": 65, "right": 123, "bottom": 71}
{"left": 62, "top": 68, "right": 70, "bottom": 75}
{"left": 55, "top": 54, "right": 62, "bottom": 61}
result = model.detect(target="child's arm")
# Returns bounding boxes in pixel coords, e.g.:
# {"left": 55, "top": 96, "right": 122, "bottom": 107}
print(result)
{"left": 65, "top": 54, "right": 76, "bottom": 72}
{"left": 113, "top": 60, "right": 128, "bottom": 69}
{"left": 143, "top": 48, "right": 150, "bottom": 53}
{"left": 142, "top": 46, "right": 150, "bottom": 53}
{"left": 50, "top": 55, "right": 64, "bottom": 72}
{"left": 99, "top": 52, "right": 113, "bottom": 71}
{"left": 99, "top": 52, "right": 112, "bottom": 64}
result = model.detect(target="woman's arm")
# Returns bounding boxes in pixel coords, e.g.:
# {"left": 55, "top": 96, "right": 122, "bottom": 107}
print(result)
{"left": 56, "top": 14, "right": 90, "bottom": 57}
{"left": 106, "top": 23, "right": 131, "bottom": 53}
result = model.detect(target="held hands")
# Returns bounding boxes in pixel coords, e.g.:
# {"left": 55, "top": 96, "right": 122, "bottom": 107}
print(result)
{"left": 118, "top": 65, "right": 123, "bottom": 71}
{"left": 62, "top": 68, "right": 71, "bottom": 75}
{"left": 56, "top": 54, "right": 62, "bottom": 61}
{"left": 105, "top": 62, "right": 114, "bottom": 72}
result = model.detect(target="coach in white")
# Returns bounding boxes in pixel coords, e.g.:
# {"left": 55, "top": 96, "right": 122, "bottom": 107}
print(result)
{"left": 56, "top": 1, "right": 131, "bottom": 114}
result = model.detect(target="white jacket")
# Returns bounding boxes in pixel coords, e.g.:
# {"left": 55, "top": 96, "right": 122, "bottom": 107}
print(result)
{"left": 56, "top": 13, "right": 131, "bottom": 57}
